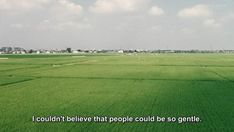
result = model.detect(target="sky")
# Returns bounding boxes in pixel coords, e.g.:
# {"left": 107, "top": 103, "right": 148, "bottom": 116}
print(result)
{"left": 0, "top": 0, "right": 234, "bottom": 50}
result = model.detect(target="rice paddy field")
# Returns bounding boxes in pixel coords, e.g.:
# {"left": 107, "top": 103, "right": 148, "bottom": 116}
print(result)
{"left": 0, "top": 54, "right": 234, "bottom": 131}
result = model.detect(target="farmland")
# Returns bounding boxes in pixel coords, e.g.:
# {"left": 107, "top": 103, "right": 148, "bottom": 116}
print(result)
{"left": 0, "top": 54, "right": 234, "bottom": 131}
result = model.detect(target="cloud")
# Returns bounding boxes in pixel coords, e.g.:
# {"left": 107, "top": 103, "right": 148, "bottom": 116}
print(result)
{"left": 56, "top": 0, "right": 83, "bottom": 16}
{"left": 0, "top": 0, "right": 83, "bottom": 16}
{"left": 10, "top": 23, "right": 24, "bottom": 29}
{"left": 203, "top": 19, "right": 221, "bottom": 28}
{"left": 1, "top": 1, "right": 234, "bottom": 50}
{"left": 178, "top": 5, "right": 212, "bottom": 18}
{"left": 148, "top": 6, "right": 164, "bottom": 16}
{"left": 47, "top": 0, "right": 84, "bottom": 30}
{"left": 37, "top": 18, "right": 92, "bottom": 31}
{"left": 0, "top": 0, "right": 49, "bottom": 11}
{"left": 0, "top": 0, "right": 84, "bottom": 30}
{"left": 89, "top": 0, "right": 150, "bottom": 14}
{"left": 48, "top": 0, "right": 83, "bottom": 22}
{"left": 51, "top": 21, "right": 93, "bottom": 30}
{"left": 220, "top": 13, "right": 234, "bottom": 24}
{"left": 149, "top": 25, "right": 162, "bottom": 31}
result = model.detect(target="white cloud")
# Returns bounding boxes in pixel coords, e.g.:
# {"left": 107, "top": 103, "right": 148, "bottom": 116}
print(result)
{"left": 180, "top": 27, "right": 195, "bottom": 34}
{"left": 0, "top": 0, "right": 83, "bottom": 16}
{"left": 52, "top": 21, "right": 93, "bottom": 30}
{"left": 0, "top": 0, "right": 49, "bottom": 11}
{"left": 0, "top": 0, "right": 84, "bottom": 30}
{"left": 36, "top": 20, "right": 93, "bottom": 31}
{"left": 148, "top": 6, "right": 164, "bottom": 16}
{"left": 90, "top": 0, "right": 150, "bottom": 14}
{"left": 203, "top": 19, "right": 221, "bottom": 28}
{"left": 10, "top": 23, "right": 24, "bottom": 29}
{"left": 37, "top": 18, "right": 92, "bottom": 31}
{"left": 149, "top": 25, "right": 162, "bottom": 31}
{"left": 178, "top": 5, "right": 212, "bottom": 18}
{"left": 57, "top": 0, "right": 83, "bottom": 16}
{"left": 220, "top": 13, "right": 234, "bottom": 24}
{"left": 46, "top": 0, "right": 84, "bottom": 30}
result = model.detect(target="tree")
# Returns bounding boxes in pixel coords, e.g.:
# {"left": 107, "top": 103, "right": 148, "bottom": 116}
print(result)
{"left": 66, "top": 48, "right": 72, "bottom": 53}
{"left": 29, "top": 49, "right": 34, "bottom": 53}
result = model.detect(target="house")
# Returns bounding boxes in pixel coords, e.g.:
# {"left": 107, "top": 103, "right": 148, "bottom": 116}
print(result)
{"left": 118, "top": 50, "right": 124, "bottom": 53}
{"left": 72, "top": 50, "right": 79, "bottom": 54}
{"left": 20, "top": 51, "right": 26, "bottom": 54}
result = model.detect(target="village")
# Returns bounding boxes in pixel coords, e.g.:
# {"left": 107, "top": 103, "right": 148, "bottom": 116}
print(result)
{"left": 1, "top": 46, "right": 234, "bottom": 55}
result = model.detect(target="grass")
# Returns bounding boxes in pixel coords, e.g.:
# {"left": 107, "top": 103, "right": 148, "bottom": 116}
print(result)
{"left": 0, "top": 54, "right": 234, "bottom": 131}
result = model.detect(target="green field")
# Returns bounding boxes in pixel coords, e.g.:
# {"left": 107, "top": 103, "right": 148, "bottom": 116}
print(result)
{"left": 0, "top": 54, "right": 234, "bottom": 131}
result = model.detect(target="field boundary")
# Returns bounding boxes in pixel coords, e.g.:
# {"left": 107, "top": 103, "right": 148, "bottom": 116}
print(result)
{"left": 0, "top": 78, "right": 35, "bottom": 87}
{"left": 4, "top": 75, "right": 233, "bottom": 83}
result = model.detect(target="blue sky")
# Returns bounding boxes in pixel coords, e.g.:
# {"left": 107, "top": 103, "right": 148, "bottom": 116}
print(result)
{"left": 0, "top": 0, "right": 234, "bottom": 50}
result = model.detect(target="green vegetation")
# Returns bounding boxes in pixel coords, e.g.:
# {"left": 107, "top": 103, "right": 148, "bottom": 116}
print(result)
{"left": 0, "top": 54, "right": 234, "bottom": 131}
